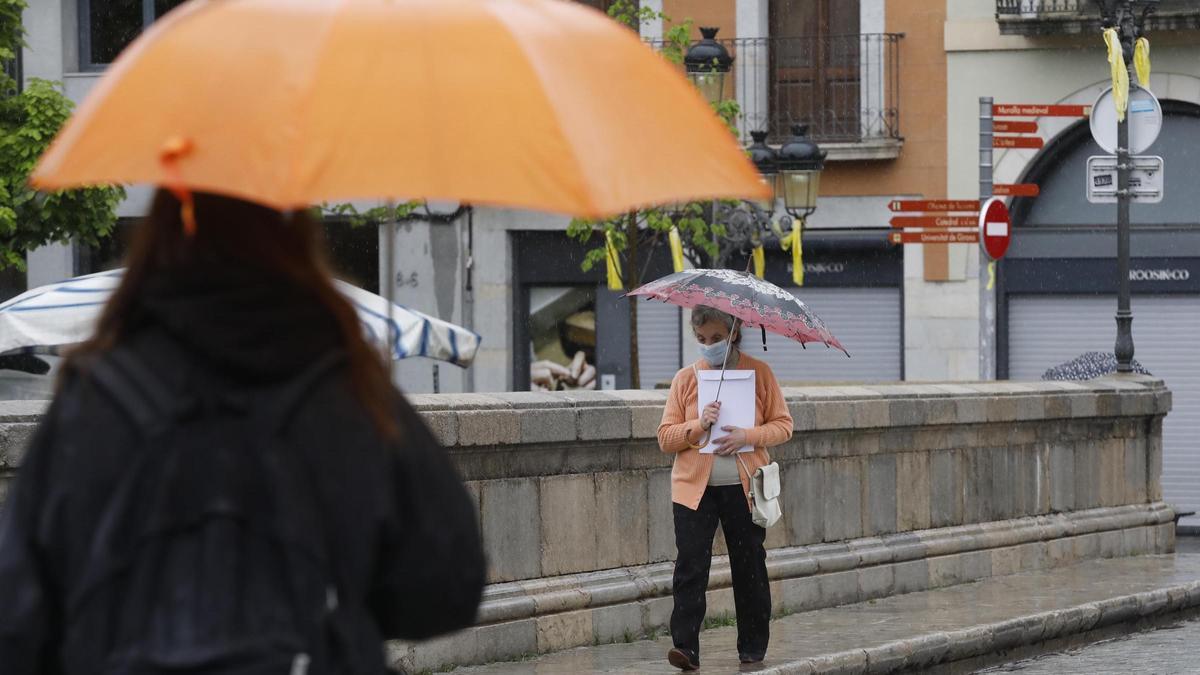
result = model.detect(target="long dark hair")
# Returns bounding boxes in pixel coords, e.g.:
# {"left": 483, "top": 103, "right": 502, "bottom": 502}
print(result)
{"left": 67, "top": 189, "right": 399, "bottom": 439}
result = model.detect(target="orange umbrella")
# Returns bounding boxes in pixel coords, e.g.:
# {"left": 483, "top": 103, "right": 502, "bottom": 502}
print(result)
{"left": 31, "top": 0, "right": 767, "bottom": 218}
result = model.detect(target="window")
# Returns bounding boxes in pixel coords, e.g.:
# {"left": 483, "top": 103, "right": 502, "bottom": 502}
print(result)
{"left": 79, "top": 0, "right": 188, "bottom": 70}
{"left": 768, "top": 0, "right": 862, "bottom": 140}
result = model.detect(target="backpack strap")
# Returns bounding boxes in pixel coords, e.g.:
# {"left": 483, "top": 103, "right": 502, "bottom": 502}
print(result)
{"left": 260, "top": 351, "right": 347, "bottom": 436}
{"left": 88, "top": 345, "right": 179, "bottom": 435}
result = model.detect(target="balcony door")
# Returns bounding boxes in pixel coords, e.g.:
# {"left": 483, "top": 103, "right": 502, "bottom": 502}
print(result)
{"left": 769, "top": 0, "right": 860, "bottom": 141}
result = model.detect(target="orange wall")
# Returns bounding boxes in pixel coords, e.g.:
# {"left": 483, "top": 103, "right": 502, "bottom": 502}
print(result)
{"left": 663, "top": 0, "right": 736, "bottom": 41}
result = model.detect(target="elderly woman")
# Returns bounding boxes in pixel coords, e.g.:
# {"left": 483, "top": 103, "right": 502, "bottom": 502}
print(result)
{"left": 656, "top": 305, "right": 793, "bottom": 671}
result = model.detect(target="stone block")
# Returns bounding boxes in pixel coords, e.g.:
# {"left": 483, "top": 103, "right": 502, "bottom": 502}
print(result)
{"left": 991, "top": 546, "right": 1020, "bottom": 577}
{"left": 988, "top": 447, "right": 1017, "bottom": 521}
{"left": 540, "top": 475, "right": 598, "bottom": 576}
{"left": 888, "top": 399, "right": 925, "bottom": 428}
{"left": 420, "top": 411, "right": 458, "bottom": 447}
{"left": 458, "top": 410, "right": 521, "bottom": 446}
{"left": 864, "top": 640, "right": 914, "bottom": 674}
{"left": 896, "top": 452, "right": 932, "bottom": 532}
{"left": 850, "top": 400, "right": 891, "bottom": 430}
{"left": 1074, "top": 442, "right": 1102, "bottom": 510}
{"left": 817, "top": 570, "right": 860, "bottom": 607}
{"left": 578, "top": 406, "right": 631, "bottom": 441}
{"left": 480, "top": 479, "right": 541, "bottom": 582}
{"left": 955, "top": 397, "right": 988, "bottom": 424}
{"left": 1017, "top": 541, "right": 1047, "bottom": 572}
{"left": 476, "top": 619, "right": 539, "bottom": 663}
{"left": 1044, "top": 394, "right": 1071, "bottom": 419}
{"left": 867, "top": 455, "right": 898, "bottom": 536}
{"left": 811, "top": 401, "right": 856, "bottom": 431}
{"left": 893, "top": 559, "right": 929, "bottom": 595}
{"left": 780, "top": 576, "right": 821, "bottom": 613}
{"left": 1099, "top": 530, "right": 1124, "bottom": 558}
{"left": 1069, "top": 393, "right": 1099, "bottom": 418}
{"left": 857, "top": 565, "right": 895, "bottom": 600}
{"left": 518, "top": 407, "right": 577, "bottom": 444}
{"left": 985, "top": 396, "right": 1019, "bottom": 423}
{"left": 964, "top": 449, "right": 993, "bottom": 524}
{"left": 400, "top": 628, "right": 478, "bottom": 672}
{"left": 930, "top": 450, "right": 963, "bottom": 528}
{"left": 765, "top": 513, "right": 790, "bottom": 551}
{"left": 595, "top": 472, "right": 649, "bottom": 568}
{"left": 962, "top": 550, "right": 992, "bottom": 581}
{"left": 631, "top": 406, "right": 664, "bottom": 440}
{"left": 1155, "top": 522, "right": 1176, "bottom": 553}
{"left": 784, "top": 460, "right": 824, "bottom": 546}
{"left": 1046, "top": 537, "right": 1076, "bottom": 568}
{"left": 647, "top": 470, "right": 676, "bottom": 563}
{"left": 927, "top": 554, "right": 965, "bottom": 589}
{"left": 1123, "top": 526, "right": 1151, "bottom": 555}
{"left": 643, "top": 596, "right": 673, "bottom": 631}
{"left": 823, "top": 459, "right": 863, "bottom": 542}
{"left": 1049, "top": 443, "right": 1075, "bottom": 513}
{"left": 592, "top": 602, "right": 645, "bottom": 645}
{"left": 789, "top": 402, "right": 817, "bottom": 432}
{"left": 705, "top": 587, "right": 737, "bottom": 619}
{"left": 1125, "top": 438, "right": 1148, "bottom": 504}
{"left": 536, "top": 609, "right": 594, "bottom": 653}
{"left": 1147, "top": 430, "right": 1163, "bottom": 501}
{"left": 713, "top": 524, "right": 728, "bottom": 556}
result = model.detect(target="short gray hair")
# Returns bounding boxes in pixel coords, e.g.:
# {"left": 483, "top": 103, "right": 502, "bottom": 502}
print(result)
{"left": 690, "top": 305, "right": 742, "bottom": 344}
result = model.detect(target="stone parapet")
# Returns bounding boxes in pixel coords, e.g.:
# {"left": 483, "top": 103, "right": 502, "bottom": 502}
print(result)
{"left": 0, "top": 376, "right": 1173, "bottom": 671}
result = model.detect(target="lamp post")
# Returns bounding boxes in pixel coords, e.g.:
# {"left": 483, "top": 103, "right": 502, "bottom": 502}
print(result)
{"left": 777, "top": 124, "right": 826, "bottom": 219}
{"left": 684, "top": 27, "right": 733, "bottom": 107}
{"left": 1098, "top": 0, "right": 1156, "bottom": 373}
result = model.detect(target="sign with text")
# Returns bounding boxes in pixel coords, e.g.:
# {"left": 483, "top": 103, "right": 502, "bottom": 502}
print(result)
{"left": 993, "top": 121, "right": 1038, "bottom": 133}
{"left": 993, "top": 104, "right": 1090, "bottom": 117}
{"left": 1086, "top": 155, "right": 1164, "bottom": 204}
{"left": 993, "top": 183, "right": 1040, "bottom": 197}
{"left": 888, "top": 199, "right": 979, "bottom": 212}
{"left": 889, "top": 215, "right": 977, "bottom": 229}
{"left": 978, "top": 197, "right": 1012, "bottom": 261}
{"left": 890, "top": 231, "right": 979, "bottom": 245}
{"left": 994, "top": 135, "right": 1044, "bottom": 149}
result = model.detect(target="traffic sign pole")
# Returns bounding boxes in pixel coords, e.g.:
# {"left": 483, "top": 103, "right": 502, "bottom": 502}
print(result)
{"left": 980, "top": 96, "right": 996, "bottom": 380}
{"left": 1115, "top": 72, "right": 1134, "bottom": 372}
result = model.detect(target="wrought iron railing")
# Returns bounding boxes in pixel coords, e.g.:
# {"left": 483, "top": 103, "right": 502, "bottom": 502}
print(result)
{"left": 996, "top": 0, "right": 1200, "bottom": 34}
{"left": 648, "top": 33, "right": 902, "bottom": 146}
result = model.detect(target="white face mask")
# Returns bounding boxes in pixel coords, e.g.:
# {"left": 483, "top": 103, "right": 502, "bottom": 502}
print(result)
{"left": 698, "top": 341, "right": 729, "bottom": 366}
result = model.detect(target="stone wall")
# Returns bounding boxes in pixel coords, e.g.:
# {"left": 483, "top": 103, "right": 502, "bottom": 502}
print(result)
{"left": 0, "top": 377, "right": 1174, "bottom": 671}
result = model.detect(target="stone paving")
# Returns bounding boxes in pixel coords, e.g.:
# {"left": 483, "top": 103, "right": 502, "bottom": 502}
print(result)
{"left": 978, "top": 618, "right": 1200, "bottom": 674}
{"left": 454, "top": 551, "right": 1200, "bottom": 674}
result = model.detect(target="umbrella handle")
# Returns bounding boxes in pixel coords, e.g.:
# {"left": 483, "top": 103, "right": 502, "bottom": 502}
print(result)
{"left": 711, "top": 316, "right": 742, "bottom": 403}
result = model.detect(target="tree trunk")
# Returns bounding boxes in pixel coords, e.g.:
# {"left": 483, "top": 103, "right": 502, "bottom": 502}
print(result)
{"left": 626, "top": 211, "right": 640, "bottom": 390}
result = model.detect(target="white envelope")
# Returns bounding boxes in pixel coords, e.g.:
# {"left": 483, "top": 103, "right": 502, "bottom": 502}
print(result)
{"left": 696, "top": 369, "right": 756, "bottom": 454}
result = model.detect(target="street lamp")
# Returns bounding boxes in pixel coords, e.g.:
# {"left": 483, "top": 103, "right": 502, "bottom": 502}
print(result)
{"left": 684, "top": 27, "right": 733, "bottom": 107}
{"left": 746, "top": 130, "right": 778, "bottom": 213}
{"left": 777, "top": 124, "right": 826, "bottom": 219}
{"left": 1097, "top": 0, "right": 1157, "bottom": 373}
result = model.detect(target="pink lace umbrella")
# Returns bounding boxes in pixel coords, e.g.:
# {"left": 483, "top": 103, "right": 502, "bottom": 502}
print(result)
{"left": 628, "top": 269, "right": 848, "bottom": 393}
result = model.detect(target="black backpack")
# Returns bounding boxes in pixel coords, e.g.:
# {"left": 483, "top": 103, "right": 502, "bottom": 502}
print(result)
{"left": 61, "top": 345, "right": 352, "bottom": 675}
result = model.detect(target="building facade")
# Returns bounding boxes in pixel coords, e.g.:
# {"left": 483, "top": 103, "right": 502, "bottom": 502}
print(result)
{"left": 945, "top": 0, "right": 1200, "bottom": 525}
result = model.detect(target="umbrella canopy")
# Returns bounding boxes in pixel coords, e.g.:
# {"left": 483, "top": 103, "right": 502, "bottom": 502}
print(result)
{"left": 30, "top": 0, "right": 767, "bottom": 217}
{"left": 1041, "top": 351, "right": 1150, "bottom": 381}
{"left": 628, "top": 269, "right": 849, "bottom": 356}
{"left": 0, "top": 270, "right": 481, "bottom": 368}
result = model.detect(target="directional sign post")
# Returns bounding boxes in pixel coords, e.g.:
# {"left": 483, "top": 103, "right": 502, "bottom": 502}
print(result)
{"left": 993, "top": 183, "right": 1040, "bottom": 197}
{"left": 993, "top": 136, "right": 1044, "bottom": 149}
{"left": 888, "top": 199, "right": 979, "bottom": 212}
{"left": 978, "top": 197, "right": 1011, "bottom": 261}
{"left": 890, "top": 215, "right": 978, "bottom": 229}
{"left": 993, "top": 104, "right": 1090, "bottom": 117}
{"left": 890, "top": 231, "right": 979, "bottom": 244}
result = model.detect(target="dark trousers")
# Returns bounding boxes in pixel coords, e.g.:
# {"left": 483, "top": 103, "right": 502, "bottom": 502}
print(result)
{"left": 670, "top": 484, "right": 770, "bottom": 661}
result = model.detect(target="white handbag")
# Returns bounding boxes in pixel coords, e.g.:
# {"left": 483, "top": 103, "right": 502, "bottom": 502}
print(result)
{"left": 737, "top": 455, "right": 783, "bottom": 528}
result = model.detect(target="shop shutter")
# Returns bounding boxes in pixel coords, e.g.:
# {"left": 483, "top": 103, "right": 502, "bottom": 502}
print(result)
{"left": 637, "top": 300, "right": 681, "bottom": 389}
{"left": 1008, "top": 294, "right": 1200, "bottom": 527}
{"left": 754, "top": 287, "right": 902, "bottom": 384}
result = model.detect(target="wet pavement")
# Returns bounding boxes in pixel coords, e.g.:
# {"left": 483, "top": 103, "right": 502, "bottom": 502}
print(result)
{"left": 455, "top": 549, "right": 1200, "bottom": 674}
{"left": 980, "top": 618, "right": 1200, "bottom": 674}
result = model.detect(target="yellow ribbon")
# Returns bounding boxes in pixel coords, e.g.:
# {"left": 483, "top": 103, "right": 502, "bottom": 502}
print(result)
{"left": 605, "top": 230, "right": 624, "bottom": 291}
{"left": 779, "top": 219, "right": 804, "bottom": 286}
{"left": 1134, "top": 37, "right": 1151, "bottom": 88}
{"left": 751, "top": 245, "right": 765, "bottom": 279}
{"left": 668, "top": 226, "right": 685, "bottom": 273}
{"left": 1104, "top": 28, "right": 1129, "bottom": 122}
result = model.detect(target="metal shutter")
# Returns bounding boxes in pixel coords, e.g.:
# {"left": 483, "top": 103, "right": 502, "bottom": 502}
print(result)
{"left": 753, "top": 287, "right": 902, "bottom": 384}
{"left": 1008, "top": 295, "right": 1200, "bottom": 526}
{"left": 637, "top": 300, "right": 681, "bottom": 389}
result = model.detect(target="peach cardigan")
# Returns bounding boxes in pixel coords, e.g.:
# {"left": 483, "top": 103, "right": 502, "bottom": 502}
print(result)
{"left": 656, "top": 352, "right": 794, "bottom": 510}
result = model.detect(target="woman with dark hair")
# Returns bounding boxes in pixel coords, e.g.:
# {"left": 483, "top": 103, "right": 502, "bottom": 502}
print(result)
{"left": 0, "top": 191, "right": 485, "bottom": 675}
{"left": 657, "top": 305, "right": 793, "bottom": 671}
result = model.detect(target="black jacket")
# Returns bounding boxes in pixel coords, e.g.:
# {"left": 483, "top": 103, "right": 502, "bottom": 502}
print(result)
{"left": 0, "top": 267, "right": 485, "bottom": 674}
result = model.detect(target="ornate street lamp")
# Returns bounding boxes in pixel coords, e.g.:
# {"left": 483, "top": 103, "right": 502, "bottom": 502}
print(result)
{"left": 746, "top": 130, "right": 778, "bottom": 214}
{"left": 684, "top": 27, "right": 733, "bottom": 106}
{"left": 777, "top": 124, "right": 826, "bottom": 219}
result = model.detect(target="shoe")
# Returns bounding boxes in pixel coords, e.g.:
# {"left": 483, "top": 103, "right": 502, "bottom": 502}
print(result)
{"left": 739, "top": 653, "right": 764, "bottom": 664}
{"left": 667, "top": 647, "right": 700, "bottom": 671}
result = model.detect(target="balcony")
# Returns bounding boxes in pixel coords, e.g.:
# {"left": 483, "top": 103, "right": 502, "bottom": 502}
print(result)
{"left": 649, "top": 33, "right": 903, "bottom": 160}
{"left": 996, "top": 0, "right": 1200, "bottom": 36}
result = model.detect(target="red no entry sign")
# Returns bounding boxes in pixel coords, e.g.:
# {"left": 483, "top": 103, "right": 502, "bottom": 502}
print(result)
{"left": 978, "top": 197, "right": 1012, "bottom": 260}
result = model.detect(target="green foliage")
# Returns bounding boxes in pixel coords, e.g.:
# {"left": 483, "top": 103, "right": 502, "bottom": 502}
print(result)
{"left": 315, "top": 200, "right": 421, "bottom": 227}
{"left": 566, "top": 2, "right": 748, "bottom": 290}
{"left": 0, "top": 79, "right": 125, "bottom": 271}
{"left": 0, "top": 3, "right": 125, "bottom": 271}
